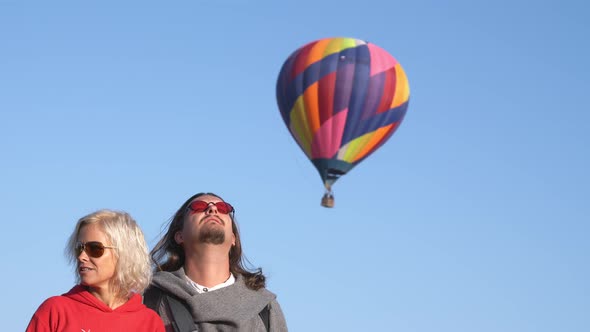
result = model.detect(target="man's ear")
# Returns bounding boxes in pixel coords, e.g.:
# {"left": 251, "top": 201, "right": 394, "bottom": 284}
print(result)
{"left": 174, "top": 231, "right": 183, "bottom": 245}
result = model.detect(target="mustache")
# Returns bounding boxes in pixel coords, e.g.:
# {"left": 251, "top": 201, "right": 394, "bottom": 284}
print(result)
{"left": 199, "top": 215, "right": 224, "bottom": 226}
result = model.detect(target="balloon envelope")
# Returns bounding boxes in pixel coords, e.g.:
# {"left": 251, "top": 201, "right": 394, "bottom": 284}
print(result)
{"left": 276, "top": 37, "right": 410, "bottom": 199}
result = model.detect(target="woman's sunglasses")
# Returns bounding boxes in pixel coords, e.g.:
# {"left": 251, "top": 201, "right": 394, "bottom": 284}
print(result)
{"left": 187, "top": 200, "right": 234, "bottom": 214}
{"left": 75, "top": 241, "right": 117, "bottom": 258}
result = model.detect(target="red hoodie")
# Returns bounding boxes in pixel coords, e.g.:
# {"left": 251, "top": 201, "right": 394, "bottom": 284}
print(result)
{"left": 26, "top": 285, "right": 165, "bottom": 332}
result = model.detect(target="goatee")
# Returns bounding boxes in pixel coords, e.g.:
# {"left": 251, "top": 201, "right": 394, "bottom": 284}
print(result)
{"left": 199, "top": 227, "right": 225, "bottom": 245}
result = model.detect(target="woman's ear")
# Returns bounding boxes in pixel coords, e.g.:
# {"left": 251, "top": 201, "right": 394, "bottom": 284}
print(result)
{"left": 174, "top": 231, "right": 183, "bottom": 245}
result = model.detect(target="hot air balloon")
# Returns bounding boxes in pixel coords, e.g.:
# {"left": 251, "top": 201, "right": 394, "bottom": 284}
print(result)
{"left": 276, "top": 37, "right": 410, "bottom": 207}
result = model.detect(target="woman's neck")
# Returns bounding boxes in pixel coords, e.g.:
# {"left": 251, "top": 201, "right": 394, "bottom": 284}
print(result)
{"left": 87, "top": 286, "right": 127, "bottom": 309}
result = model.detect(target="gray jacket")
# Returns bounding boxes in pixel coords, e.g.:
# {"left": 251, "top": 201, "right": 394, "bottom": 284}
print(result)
{"left": 150, "top": 268, "right": 288, "bottom": 332}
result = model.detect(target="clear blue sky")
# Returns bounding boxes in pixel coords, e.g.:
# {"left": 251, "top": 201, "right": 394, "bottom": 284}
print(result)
{"left": 2, "top": 1, "right": 588, "bottom": 331}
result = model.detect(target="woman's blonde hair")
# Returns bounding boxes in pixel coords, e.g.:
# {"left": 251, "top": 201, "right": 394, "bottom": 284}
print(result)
{"left": 66, "top": 209, "right": 152, "bottom": 299}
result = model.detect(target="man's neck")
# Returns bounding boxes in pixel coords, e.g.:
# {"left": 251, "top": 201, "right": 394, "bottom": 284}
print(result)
{"left": 184, "top": 245, "right": 232, "bottom": 288}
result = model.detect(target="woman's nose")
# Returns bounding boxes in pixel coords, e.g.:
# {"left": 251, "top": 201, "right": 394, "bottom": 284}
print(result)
{"left": 77, "top": 249, "right": 89, "bottom": 261}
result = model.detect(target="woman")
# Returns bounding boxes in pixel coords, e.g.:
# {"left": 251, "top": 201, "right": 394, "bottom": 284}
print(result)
{"left": 26, "top": 210, "right": 165, "bottom": 332}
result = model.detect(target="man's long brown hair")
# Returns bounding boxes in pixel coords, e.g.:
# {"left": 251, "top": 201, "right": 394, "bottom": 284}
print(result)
{"left": 150, "top": 192, "right": 266, "bottom": 290}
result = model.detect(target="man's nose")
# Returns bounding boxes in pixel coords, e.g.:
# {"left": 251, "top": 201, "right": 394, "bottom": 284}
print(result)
{"left": 205, "top": 203, "right": 218, "bottom": 214}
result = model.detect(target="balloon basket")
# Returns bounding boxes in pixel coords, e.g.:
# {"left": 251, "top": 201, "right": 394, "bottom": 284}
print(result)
{"left": 321, "top": 192, "right": 335, "bottom": 208}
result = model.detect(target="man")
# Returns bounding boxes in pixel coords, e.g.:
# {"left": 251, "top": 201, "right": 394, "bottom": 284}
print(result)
{"left": 145, "top": 192, "right": 288, "bottom": 332}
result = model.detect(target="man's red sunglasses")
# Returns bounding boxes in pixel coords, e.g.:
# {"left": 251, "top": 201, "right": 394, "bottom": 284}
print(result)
{"left": 187, "top": 200, "right": 234, "bottom": 214}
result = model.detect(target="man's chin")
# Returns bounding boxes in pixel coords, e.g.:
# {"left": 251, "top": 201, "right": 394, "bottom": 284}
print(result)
{"left": 199, "top": 230, "right": 225, "bottom": 245}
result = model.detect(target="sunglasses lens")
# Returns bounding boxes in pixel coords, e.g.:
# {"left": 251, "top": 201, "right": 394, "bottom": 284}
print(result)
{"left": 189, "top": 200, "right": 209, "bottom": 213}
{"left": 75, "top": 243, "right": 84, "bottom": 256}
{"left": 216, "top": 202, "right": 233, "bottom": 214}
{"left": 87, "top": 242, "right": 105, "bottom": 258}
